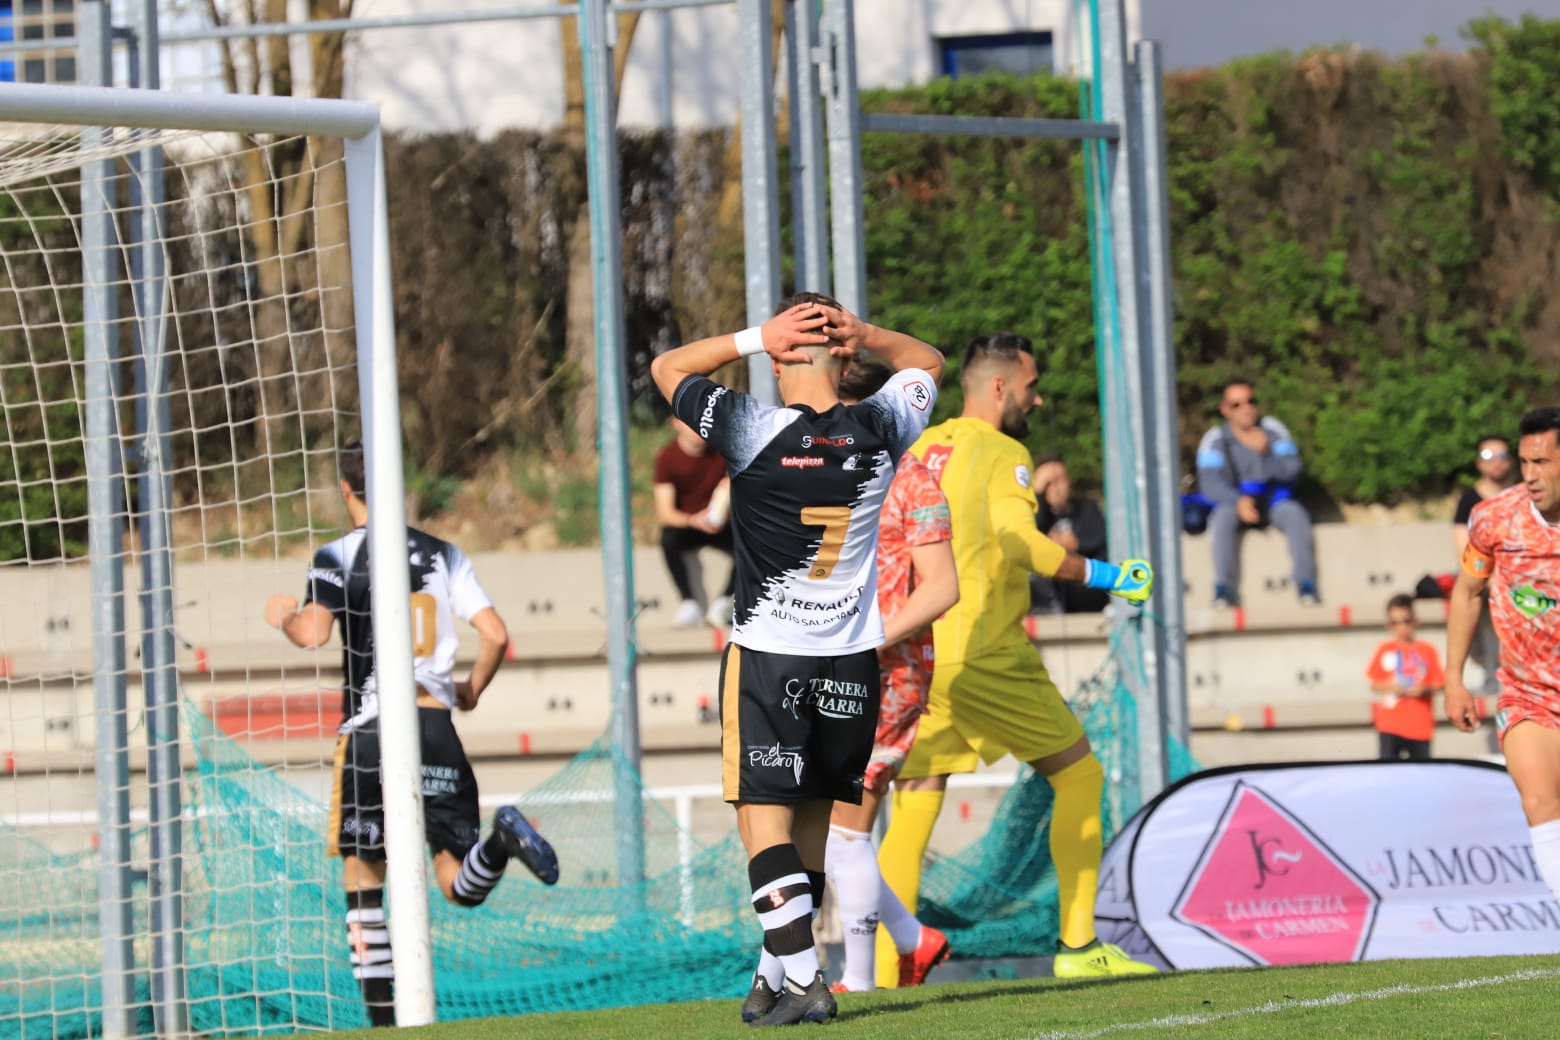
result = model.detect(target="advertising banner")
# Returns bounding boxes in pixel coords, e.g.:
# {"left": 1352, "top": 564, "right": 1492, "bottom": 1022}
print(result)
{"left": 1096, "top": 760, "right": 1560, "bottom": 969}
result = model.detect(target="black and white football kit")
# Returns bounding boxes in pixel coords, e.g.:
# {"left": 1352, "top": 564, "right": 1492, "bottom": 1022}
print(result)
{"left": 307, "top": 526, "right": 495, "bottom": 861}
{"left": 671, "top": 368, "right": 938, "bottom": 804}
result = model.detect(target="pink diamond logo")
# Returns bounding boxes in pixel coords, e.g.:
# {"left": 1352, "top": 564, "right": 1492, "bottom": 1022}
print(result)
{"left": 1171, "top": 781, "right": 1379, "bottom": 965}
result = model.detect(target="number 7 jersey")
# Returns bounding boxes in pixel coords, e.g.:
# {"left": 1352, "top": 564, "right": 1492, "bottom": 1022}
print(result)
{"left": 671, "top": 370, "right": 938, "bottom": 654}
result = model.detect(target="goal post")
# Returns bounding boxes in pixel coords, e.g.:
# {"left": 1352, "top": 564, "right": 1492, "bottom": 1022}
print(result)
{"left": 0, "top": 81, "right": 433, "bottom": 1032}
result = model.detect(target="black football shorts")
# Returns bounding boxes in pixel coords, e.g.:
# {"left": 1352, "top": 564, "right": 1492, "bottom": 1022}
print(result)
{"left": 717, "top": 643, "right": 880, "bottom": 805}
{"left": 329, "top": 705, "right": 481, "bottom": 860}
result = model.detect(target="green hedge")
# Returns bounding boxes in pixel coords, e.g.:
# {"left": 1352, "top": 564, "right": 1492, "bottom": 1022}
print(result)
{"left": 852, "top": 22, "right": 1559, "bottom": 503}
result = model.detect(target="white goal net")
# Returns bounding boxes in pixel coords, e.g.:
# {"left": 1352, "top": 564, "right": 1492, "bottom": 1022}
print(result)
{"left": 0, "top": 85, "right": 429, "bottom": 1038}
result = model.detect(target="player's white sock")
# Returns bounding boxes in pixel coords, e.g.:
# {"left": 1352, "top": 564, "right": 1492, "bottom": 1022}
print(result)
{"left": 877, "top": 874, "right": 922, "bottom": 953}
{"left": 1530, "top": 819, "right": 1560, "bottom": 901}
{"left": 754, "top": 940, "right": 783, "bottom": 990}
{"left": 826, "top": 826, "right": 880, "bottom": 991}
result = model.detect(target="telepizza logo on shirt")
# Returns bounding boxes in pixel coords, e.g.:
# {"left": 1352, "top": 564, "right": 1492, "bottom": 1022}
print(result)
{"left": 1512, "top": 585, "right": 1558, "bottom": 619}
{"left": 781, "top": 456, "right": 825, "bottom": 469}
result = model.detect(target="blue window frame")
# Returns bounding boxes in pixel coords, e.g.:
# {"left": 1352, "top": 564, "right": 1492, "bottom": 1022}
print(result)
{"left": 938, "top": 31, "right": 1055, "bottom": 79}
{"left": 0, "top": 0, "right": 76, "bottom": 84}
{"left": 0, "top": 2, "right": 14, "bottom": 83}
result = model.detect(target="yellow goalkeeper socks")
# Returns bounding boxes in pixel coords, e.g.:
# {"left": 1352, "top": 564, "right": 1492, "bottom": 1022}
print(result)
{"left": 874, "top": 787, "right": 945, "bottom": 987}
{"left": 1048, "top": 753, "right": 1106, "bottom": 950}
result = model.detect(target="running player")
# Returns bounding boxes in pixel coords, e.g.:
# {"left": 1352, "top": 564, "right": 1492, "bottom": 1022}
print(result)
{"left": 1447, "top": 406, "right": 1560, "bottom": 905}
{"left": 875, "top": 332, "right": 1157, "bottom": 986}
{"left": 263, "top": 442, "right": 558, "bottom": 1028}
{"left": 824, "top": 359, "right": 959, "bottom": 993}
{"left": 649, "top": 295, "right": 943, "bottom": 1026}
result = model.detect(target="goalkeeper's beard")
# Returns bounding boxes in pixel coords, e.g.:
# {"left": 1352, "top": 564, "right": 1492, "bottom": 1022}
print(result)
{"left": 999, "top": 406, "right": 1030, "bottom": 441}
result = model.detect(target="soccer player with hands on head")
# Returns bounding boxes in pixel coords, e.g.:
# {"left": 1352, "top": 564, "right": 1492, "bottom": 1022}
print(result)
{"left": 650, "top": 293, "right": 943, "bottom": 1026}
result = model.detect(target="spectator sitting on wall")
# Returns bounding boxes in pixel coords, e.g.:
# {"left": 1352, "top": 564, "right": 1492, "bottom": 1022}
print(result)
{"left": 1196, "top": 378, "right": 1318, "bottom": 609}
{"left": 653, "top": 416, "right": 734, "bottom": 628}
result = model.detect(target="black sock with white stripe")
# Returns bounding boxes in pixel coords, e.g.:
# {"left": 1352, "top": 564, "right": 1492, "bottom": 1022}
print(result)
{"left": 346, "top": 888, "right": 395, "bottom": 1027}
{"left": 748, "top": 844, "right": 819, "bottom": 988}
{"left": 451, "top": 834, "right": 509, "bottom": 907}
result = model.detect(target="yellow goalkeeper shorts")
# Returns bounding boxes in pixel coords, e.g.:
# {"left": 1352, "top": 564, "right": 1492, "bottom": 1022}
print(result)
{"left": 899, "top": 646, "right": 1085, "bottom": 777}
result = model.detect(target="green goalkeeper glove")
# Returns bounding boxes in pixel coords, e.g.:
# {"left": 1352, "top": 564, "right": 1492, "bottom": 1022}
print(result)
{"left": 1084, "top": 558, "right": 1154, "bottom": 605}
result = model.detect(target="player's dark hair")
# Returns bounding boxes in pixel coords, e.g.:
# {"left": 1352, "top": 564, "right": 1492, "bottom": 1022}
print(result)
{"left": 836, "top": 358, "right": 893, "bottom": 402}
{"left": 774, "top": 290, "right": 843, "bottom": 315}
{"left": 1477, "top": 433, "right": 1510, "bottom": 449}
{"left": 961, "top": 332, "right": 1034, "bottom": 372}
{"left": 339, "top": 441, "right": 367, "bottom": 499}
{"left": 1386, "top": 592, "right": 1414, "bottom": 615}
{"left": 1518, "top": 408, "right": 1560, "bottom": 441}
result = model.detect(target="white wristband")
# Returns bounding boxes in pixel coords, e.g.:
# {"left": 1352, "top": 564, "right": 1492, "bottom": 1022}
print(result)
{"left": 734, "top": 326, "right": 766, "bottom": 357}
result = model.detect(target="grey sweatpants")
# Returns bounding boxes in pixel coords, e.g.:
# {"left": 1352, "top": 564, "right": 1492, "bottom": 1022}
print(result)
{"left": 1208, "top": 498, "right": 1316, "bottom": 597}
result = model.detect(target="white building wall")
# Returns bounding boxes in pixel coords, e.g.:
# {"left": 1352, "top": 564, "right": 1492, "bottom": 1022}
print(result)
{"left": 324, "top": 0, "right": 1138, "bottom": 135}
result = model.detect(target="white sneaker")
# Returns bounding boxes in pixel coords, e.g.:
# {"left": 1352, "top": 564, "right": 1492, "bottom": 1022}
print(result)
{"left": 671, "top": 598, "right": 703, "bottom": 628}
{"left": 705, "top": 594, "right": 734, "bottom": 628}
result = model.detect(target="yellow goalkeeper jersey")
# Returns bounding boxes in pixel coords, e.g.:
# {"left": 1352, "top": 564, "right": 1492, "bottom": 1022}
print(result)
{"left": 910, "top": 417, "right": 1066, "bottom": 665}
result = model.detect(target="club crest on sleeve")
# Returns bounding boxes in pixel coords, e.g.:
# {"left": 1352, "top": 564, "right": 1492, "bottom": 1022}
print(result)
{"left": 904, "top": 380, "right": 931, "bottom": 411}
{"left": 1014, "top": 465, "right": 1031, "bottom": 489}
{"left": 768, "top": 888, "right": 785, "bottom": 909}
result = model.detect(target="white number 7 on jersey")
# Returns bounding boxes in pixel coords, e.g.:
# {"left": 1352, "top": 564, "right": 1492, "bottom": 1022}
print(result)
{"left": 800, "top": 506, "right": 851, "bottom": 581}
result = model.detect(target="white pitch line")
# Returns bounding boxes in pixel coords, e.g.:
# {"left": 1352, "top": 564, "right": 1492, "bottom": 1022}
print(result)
{"left": 1025, "top": 967, "right": 1560, "bottom": 1040}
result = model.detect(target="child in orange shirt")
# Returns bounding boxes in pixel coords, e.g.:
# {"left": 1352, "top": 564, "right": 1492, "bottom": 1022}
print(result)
{"left": 1364, "top": 593, "right": 1445, "bottom": 761}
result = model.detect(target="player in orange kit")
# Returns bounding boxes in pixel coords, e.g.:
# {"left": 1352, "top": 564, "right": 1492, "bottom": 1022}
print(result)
{"left": 1447, "top": 406, "right": 1560, "bottom": 905}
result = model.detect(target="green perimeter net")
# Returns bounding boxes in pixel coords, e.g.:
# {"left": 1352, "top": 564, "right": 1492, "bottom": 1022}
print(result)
{"left": 1, "top": 652, "right": 1195, "bottom": 1038}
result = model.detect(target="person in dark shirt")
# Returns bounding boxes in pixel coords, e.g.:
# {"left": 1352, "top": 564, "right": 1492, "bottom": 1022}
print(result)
{"left": 1029, "top": 456, "right": 1109, "bottom": 615}
{"left": 1453, "top": 434, "right": 1516, "bottom": 551}
{"left": 653, "top": 416, "right": 734, "bottom": 627}
{"left": 1453, "top": 434, "right": 1515, "bottom": 695}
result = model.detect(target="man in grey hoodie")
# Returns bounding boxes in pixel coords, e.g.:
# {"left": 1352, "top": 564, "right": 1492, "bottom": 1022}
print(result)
{"left": 1196, "top": 379, "right": 1318, "bottom": 608}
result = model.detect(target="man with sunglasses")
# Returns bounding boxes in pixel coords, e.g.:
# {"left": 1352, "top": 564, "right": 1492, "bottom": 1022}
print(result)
{"left": 1454, "top": 435, "right": 1516, "bottom": 696}
{"left": 1196, "top": 379, "right": 1318, "bottom": 608}
{"left": 1454, "top": 436, "right": 1518, "bottom": 549}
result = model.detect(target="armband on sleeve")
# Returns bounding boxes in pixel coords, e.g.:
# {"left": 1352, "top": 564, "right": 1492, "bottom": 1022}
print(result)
{"left": 1460, "top": 542, "right": 1494, "bottom": 579}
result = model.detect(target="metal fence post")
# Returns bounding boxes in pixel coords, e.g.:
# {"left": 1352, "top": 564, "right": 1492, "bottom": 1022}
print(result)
{"left": 737, "top": 0, "right": 782, "bottom": 400}
{"left": 80, "top": 4, "right": 136, "bottom": 1035}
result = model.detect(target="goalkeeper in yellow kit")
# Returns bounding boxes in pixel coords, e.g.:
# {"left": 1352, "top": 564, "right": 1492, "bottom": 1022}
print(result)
{"left": 875, "top": 332, "right": 1158, "bottom": 984}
